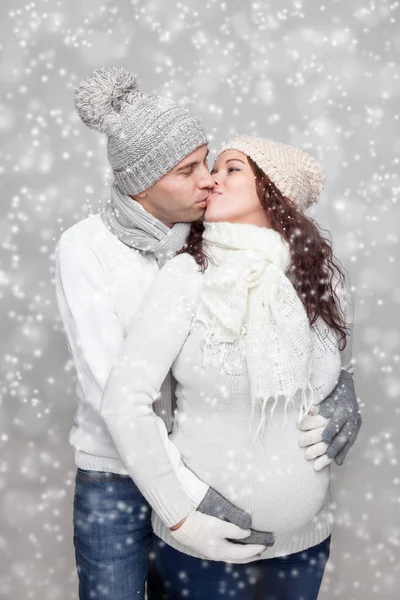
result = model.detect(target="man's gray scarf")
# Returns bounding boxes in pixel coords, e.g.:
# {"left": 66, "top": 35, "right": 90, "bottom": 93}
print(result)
{"left": 101, "top": 182, "right": 191, "bottom": 267}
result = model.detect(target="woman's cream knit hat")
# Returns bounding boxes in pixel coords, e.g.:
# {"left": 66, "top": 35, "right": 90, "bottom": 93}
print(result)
{"left": 216, "top": 136, "right": 326, "bottom": 211}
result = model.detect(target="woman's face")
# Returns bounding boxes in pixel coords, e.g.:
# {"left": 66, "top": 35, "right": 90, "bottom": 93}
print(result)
{"left": 204, "top": 150, "right": 272, "bottom": 228}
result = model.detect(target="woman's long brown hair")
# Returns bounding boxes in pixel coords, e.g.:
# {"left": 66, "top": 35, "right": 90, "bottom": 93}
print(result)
{"left": 178, "top": 156, "right": 350, "bottom": 350}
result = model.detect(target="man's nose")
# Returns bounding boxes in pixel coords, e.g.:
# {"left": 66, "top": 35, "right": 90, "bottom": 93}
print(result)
{"left": 199, "top": 168, "right": 214, "bottom": 189}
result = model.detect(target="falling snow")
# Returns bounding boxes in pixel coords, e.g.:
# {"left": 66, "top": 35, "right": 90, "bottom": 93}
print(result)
{"left": 0, "top": 0, "right": 399, "bottom": 598}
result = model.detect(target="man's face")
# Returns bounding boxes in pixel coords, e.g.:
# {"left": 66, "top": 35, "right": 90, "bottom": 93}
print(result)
{"left": 133, "top": 144, "right": 213, "bottom": 226}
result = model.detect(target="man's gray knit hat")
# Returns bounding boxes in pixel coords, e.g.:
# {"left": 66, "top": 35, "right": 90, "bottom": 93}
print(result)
{"left": 74, "top": 67, "right": 208, "bottom": 194}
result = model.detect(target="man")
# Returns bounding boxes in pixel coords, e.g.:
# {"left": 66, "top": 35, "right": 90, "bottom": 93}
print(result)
{"left": 55, "top": 67, "right": 361, "bottom": 600}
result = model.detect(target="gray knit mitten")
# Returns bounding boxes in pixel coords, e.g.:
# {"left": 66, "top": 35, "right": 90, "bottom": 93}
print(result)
{"left": 319, "top": 369, "right": 362, "bottom": 465}
{"left": 197, "top": 487, "right": 251, "bottom": 529}
{"left": 230, "top": 529, "right": 276, "bottom": 547}
{"left": 197, "top": 488, "right": 275, "bottom": 547}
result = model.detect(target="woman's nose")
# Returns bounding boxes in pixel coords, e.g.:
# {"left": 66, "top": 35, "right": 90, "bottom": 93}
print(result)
{"left": 212, "top": 173, "right": 220, "bottom": 187}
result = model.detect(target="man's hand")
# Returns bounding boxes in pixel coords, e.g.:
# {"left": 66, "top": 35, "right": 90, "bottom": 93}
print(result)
{"left": 298, "top": 369, "right": 362, "bottom": 470}
{"left": 298, "top": 411, "right": 331, "bottom": 471}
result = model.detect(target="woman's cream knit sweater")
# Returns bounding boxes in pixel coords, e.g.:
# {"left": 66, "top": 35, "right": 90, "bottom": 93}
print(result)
{"left": 101, "top": 251, "right": 353, "bottom": 561}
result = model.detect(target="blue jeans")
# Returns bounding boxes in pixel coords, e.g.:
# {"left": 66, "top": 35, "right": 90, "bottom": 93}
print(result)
{"left": 154, "top": 534, "right": 331, "bottom": 600}
{"left": 73, "top": 468, "right": 167, "bottom": 600}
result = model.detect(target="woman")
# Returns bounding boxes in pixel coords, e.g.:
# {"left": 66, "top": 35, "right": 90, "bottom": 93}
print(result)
{"left": 101, "top": 136, "right": 354, "bottom": 599}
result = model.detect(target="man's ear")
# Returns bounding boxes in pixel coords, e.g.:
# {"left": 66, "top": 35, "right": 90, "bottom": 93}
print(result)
{"left": 131, "top": 191, "right": 147, "bottom": 200}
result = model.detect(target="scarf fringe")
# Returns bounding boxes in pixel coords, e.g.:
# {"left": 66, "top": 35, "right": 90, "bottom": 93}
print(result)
{"left": 201, "top": 326, "right": 318, "bottom": 441}
{"left": 250, "top": 362, "right": 316, "bottom": 444}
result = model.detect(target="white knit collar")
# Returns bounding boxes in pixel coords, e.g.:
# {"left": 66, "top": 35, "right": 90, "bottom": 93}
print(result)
{"left": 202, "top": 221, "right": 289, "bottom": 262}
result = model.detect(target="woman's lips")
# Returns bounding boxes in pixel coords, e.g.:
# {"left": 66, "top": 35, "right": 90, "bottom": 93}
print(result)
{"left": 198, "top": 191, "right": 221, "bottom": 207}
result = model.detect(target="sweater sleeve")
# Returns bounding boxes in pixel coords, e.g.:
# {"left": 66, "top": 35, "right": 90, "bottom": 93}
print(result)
{"left": 155, "top": 416, "right": 209, "bottom": 508}
{"left": 99, "top": 253, "right": 203, "bottom": 527}
{"left": 335, "top": 272, "right": 355, "bottom": 375}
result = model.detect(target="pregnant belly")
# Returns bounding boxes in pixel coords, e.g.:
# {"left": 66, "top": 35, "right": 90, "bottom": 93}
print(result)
{"left": 172, "top": 415, "right": 331, "bottom": 536}
{"left": 237, "top": 453, "right": 331, "bottom": 534}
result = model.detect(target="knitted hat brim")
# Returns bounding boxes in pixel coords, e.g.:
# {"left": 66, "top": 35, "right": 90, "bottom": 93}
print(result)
{"left": 215, "top": 136, "right": 325, "bottom": 210}
{"left": 113, "top": 119, "right": 208, "bottom": 195}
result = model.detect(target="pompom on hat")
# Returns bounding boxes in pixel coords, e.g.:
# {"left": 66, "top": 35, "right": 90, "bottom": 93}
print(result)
{"left": 216, "top": 136, "right": 326, "bottom": 211}
{"left": 74, "top": 67, "right": 208, "bottom": 195}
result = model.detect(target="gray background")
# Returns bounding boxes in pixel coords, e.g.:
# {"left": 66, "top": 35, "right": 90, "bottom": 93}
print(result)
{"left": 1, "top": 0, "right": 399, "bottom": 598}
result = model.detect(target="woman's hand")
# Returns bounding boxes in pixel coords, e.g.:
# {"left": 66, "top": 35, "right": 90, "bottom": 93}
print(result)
{"left": 169, "top": 509, "right": 267, "bottom": 563}
{"left": 197, "top": 487, "right": 252, "bottom": 529}
{"left": 196, "top": 487, "right": 275, "bottom": 547}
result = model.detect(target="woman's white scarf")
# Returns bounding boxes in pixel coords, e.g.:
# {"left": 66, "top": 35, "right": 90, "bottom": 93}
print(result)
{"left": 196, "top": 221, "right": 316, "bottom": 436}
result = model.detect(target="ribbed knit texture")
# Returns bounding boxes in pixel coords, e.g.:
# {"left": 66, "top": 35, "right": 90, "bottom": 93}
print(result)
{"left": 101, "top": 182, "right": 191, "bottom": 268}
{"left": 74, "top": 67, "right": 208, "bottom": 194}
{"left": 216, "top": 136, "right": 326, "bottom": 210}
{"left": 153, "top": 494, "right": 333, "bottom": 560}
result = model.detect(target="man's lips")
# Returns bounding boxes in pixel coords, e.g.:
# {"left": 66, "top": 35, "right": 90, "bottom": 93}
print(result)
{"left": 196, "top": 194, "right": 212, "bottom": 204}
{"left": 208, "top": 191, "right": 222, "bottom": 196}
{"left": 196, "top": 191, "right": 221, "bottom": 205}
